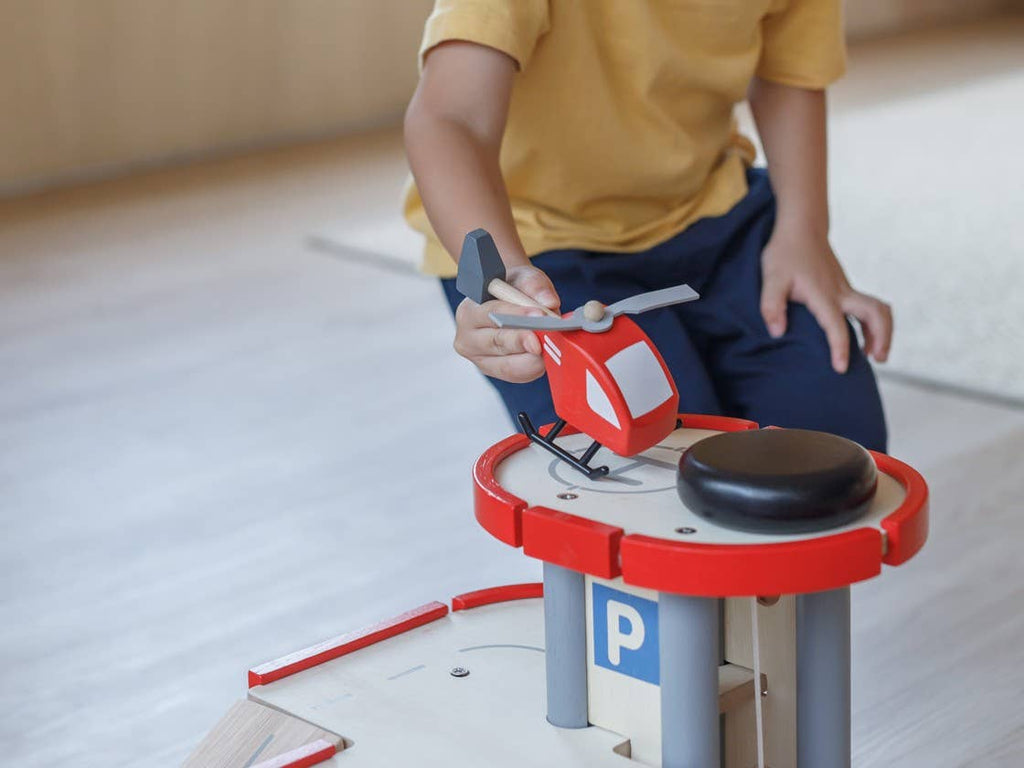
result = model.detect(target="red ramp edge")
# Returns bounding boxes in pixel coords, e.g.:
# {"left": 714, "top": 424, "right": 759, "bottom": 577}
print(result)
{"left": 473, "top": 433, "right": 531, "bottom": 546}
{"left": 522, "top": 506, "right": 623, "bottom": 578}
{"left": 248, "top": 601, "right": 449, "bottom": 687}
{"left": 452, "top": 582, "right": 544, "bottom": 611}
{"left": 252, "top": 739, "right": 336, "bottom": 768}
{"left": 872, "top": 450, "right": 929, "bottom": 566}
{"left": 620, "top": 528, "right": 882, "bottom": 596}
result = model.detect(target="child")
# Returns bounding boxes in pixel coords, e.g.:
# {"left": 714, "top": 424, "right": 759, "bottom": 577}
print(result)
{"left": 403, "top": 0, "right": 892, "bottom": 451}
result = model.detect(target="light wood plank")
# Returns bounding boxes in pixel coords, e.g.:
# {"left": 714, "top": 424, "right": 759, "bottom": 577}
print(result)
{"left": 725, "top": 597, "right": 798, "bottom": 768}
{"left": 0, "top": 0, "right": 434, "bottom": 193}
{"left": 182, "top": 700, "right": 344, "bottom": 768}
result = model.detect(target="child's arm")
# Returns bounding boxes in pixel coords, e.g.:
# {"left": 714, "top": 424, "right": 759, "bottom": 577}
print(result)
{"left": 748, "top": 78, "right": 892, "bottom": 374}
{"left": 405, "top": 41, "right": 560, "bottom": 383}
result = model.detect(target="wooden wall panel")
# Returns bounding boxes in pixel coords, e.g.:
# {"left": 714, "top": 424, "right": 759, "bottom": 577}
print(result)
{"left": 845, "top": 0, "right": 1018, "bottom": 39}
{"left": 0, "top": 0, "right": 433, "bottom": 194}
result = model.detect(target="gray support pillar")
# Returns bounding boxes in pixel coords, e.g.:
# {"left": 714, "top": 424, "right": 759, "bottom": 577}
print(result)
{"left": 659, "top": 593, "right": 720, "bottom": 768}
{"left": 542, "top": 562, "right": 588, "bottom": 728}
{"left": 797, "top": 586, "right": 851, "bottom": 768}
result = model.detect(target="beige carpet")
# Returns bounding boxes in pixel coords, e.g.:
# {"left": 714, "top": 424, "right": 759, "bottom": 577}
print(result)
{"left": 830, "top": 69, "right": 1024, "bottom": 403}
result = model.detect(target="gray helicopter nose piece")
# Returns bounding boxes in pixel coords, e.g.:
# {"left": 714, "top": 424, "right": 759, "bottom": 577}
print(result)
{"left": 572, "top": 306, "right": 615, "bottom": 333}
{"left": 457, "top": 229, "right": 506, "bottom": 304}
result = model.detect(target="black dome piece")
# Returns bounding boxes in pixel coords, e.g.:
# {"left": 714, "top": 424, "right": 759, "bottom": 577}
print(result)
{"left": 677, "top": 429, "right": 878, "bottom": 534}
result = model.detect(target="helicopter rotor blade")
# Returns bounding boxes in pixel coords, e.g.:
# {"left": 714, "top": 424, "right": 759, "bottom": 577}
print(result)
{"left": 488, "top": 312, "right": 586, "bottom": 331}
{"left": 605, "top": 284, "right": 699, "bottom": 317}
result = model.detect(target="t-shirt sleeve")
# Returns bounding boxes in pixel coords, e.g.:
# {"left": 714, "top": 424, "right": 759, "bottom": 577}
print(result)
{"left": 757, "top": 0, "right": 846, "bottom": 89}
{"left": 419, "top": 0, "right": 551, "bottom": 71}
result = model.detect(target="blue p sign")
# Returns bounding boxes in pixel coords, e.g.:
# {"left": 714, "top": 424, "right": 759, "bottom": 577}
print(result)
{"left": 592, "top": 582, "right": 659, "bottom": 684}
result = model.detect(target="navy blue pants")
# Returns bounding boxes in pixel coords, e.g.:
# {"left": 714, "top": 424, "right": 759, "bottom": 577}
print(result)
{"left": 441, "top": 170, "right": 887, "bottom": 452}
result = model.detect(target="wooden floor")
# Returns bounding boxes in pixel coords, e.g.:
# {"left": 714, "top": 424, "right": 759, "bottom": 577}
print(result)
{"left": 2, "top": 132, "right": 1024, "bottom": 767}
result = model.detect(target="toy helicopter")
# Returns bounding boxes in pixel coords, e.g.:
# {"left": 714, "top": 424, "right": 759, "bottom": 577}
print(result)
{"left": 457, "top": 229, "right": 698, "bottom": 479}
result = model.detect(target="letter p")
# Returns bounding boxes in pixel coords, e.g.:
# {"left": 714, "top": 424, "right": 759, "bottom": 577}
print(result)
{"left": 606, "top": 599, "right": 646, "bottom": 666}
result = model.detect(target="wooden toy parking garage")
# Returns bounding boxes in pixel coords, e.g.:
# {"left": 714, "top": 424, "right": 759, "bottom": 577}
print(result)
{"left": 237, "top": 416, "right": 926, "bottom": 768}
{"left": 472, "top": 416, "right": 927, "bottom": 767}
{"left": 230, "top": 232, "right": 928, "bottom": 768}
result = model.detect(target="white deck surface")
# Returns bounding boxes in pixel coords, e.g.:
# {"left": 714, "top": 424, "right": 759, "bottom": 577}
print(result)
{"left": 494, "top": 428, "right": 907, "bottom": 548}
{"left": 250, "top": 599, "right": 633, "bottom": 767}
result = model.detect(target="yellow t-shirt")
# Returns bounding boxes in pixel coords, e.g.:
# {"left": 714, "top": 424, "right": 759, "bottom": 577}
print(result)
{"left": 403, "top": 0, "right": 846, "bottom": 277}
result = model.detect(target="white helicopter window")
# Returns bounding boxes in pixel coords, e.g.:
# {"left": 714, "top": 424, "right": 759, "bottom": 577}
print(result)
{"left": 586, "top": 370, "right": 620, "bottom": 428}
{"left": 605, "top": 341, "right": 673, "bottom": 418}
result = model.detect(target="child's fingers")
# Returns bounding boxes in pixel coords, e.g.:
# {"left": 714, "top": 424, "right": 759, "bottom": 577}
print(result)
{"left": 455, "top": 297, "right": 542, "bottom": 331}
{"left": 860, "top": 321, "right": 876, "bottom": 359}
{"left": 760, "top": 272, "right": 790, "bottom": 338}
{"left": 842, "top": 292, "right": 892, "bottom": 362}
{"left": 477, "top": 351, "right": 546, "bottom": 383}
{"left": 487, "top": 327, "right": 541, "bottom": 357}
{"left": 453, "top": 297, "right": 546, "bottom": 381}
{"left": 455, "top": 322, "right": 538, "bottom": 360}
{"left": 508, "top": 265, "right": 561, "bottom": 310}
{"left": 805, "top": 294, "right": 850, "bottom": 374}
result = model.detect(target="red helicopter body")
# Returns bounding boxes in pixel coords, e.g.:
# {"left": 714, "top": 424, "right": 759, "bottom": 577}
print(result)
{"left": 535, "top": 315, "right": 679, "bottom": 456}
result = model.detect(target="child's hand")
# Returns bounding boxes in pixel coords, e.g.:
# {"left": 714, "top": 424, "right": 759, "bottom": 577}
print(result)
{"left": 760, "top": 228, "right": 892, "bottom": 374}
{"left": 453, "top": 264, "right": 561, "bottom": 383}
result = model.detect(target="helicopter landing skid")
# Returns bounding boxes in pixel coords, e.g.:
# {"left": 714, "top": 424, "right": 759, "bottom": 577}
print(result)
{"left": 517, "top": 413, "right": 610, "bottom": 480}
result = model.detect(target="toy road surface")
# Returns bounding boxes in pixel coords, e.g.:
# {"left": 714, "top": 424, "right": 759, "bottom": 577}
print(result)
{"left": 247, "top": 594, "right": 640, "bottom": 767}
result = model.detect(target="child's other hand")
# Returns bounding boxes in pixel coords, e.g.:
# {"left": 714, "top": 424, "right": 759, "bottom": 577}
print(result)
{"left": 453, "top": 264, "right": 561, "bottom": 383}
{"left": 760, "top": 228, "right": 892, "bottom": 374}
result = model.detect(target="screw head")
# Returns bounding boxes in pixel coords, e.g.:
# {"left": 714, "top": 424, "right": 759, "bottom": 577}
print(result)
{"left": 675, "top": 526, "right": 697, "bottom": 535}
{"left": 557, "top": 492, "right": 578, "bottom": 500}
{"left": 450, "top": 666, "right": 470, "bottom": 678}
